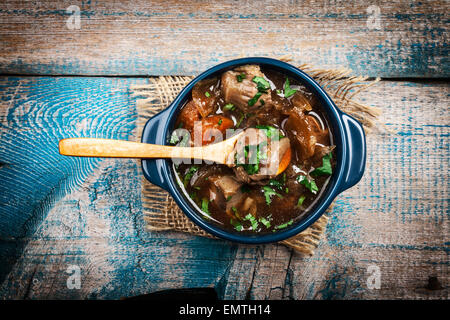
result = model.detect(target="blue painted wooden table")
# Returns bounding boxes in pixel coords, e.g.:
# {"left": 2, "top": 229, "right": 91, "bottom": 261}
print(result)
{"left": 0, "top": 1, "right": 448, "bottom": 299}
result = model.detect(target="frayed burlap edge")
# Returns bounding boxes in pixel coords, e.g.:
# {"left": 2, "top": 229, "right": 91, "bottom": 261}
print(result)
{"left": 131, "top": 58, "right": 381, "bottom": 255}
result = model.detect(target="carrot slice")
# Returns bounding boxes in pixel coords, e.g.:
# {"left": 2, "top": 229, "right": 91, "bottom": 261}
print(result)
{"left": 276, "top": 147, "right": 292, "bottom": 175}
{"left": 192, "top": 115, "right": 234, "bottom": 145}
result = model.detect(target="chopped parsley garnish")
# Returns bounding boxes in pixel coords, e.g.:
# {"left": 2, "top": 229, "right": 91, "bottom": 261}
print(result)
{"left": 259, "top": 216, "right": 271, "bottom": 228}
{"left": 236, "top": 112, "right": 245, "bottom": 127}
{"left": 218, "top": 119, "right": 223, "bottom": 125}
{"left": 247, "top": 76, "right": 271, "bottom": 106}
{"left": 244, "top": 214, "right": 259, "bottom": 230}
{"left": 252, "top": 76, "right": 270, "bottom": 93}
{"left": 297, "top": 195, "right": 306, "bottom": 207}
{"left": 201, "top": 197, "right": 210, "bottom": 215}
{"left": 297, "top": 175, "right": 319, "bottom": 194}
{"left": 236, "top": 142, "right": 267, "bottom": 175}
{"left": 311, "top": 153, "right": 333, "bottom": 176}
{"left": 248, "top": 92, "right": 262, "bottom": 106}
{"left": 262, "top": 186, "right": 283, "bottom": 205}
{"left": 283, "top": 77, "right": 297, "bottom": 98}
{"left": 226, "top": 195, "right": 232, "bottom": 201}
{"left": 268, "top": 178, "right": 283, "bottom": 191}
{"left": 231, "top": 218, "right": 243, "bottom": 231}
{"left": 268, "top": 173, "right": 286, "bottom": 192}
{"left": 255, "top": 124, "right": 285, "bottom": 140}
{"left": 183, "top": 166, "right": 198, "bottom": 187}
{"left": 169, "top": 132, "right": 180, "bottom": 144}
{"left": 169, "top": 129, "right": 190, "bottom": 146}
{"left": 205, "top": 91, "right": 211, "bottom": 97}
{"left": 223, "top": 103, "right": 235, "bottom": 111}
{"left": 237, "top": 73, "right": 246, "bottom": 82}
{"left": 273, "top": 219, "right": 294, "bottom": 230}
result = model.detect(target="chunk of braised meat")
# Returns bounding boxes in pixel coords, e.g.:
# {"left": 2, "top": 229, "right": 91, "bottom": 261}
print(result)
{"left": 221, "top": 65, "right": 272, "bottom": 111}
{"left": 228, "top": 128, "right": 291, "bottom": 184}
{"left": 244, "top": 104, "right": 285, "bottom": 128}
{"left": 291, "top": 91, "right": 313, "bottom": 111}
{"left": 192, "top": 78, "right": 220, "bottom": 118}
{"left": 225, "top": 190, "right": 258, "bottom": 218}
{"left": 285, "top": 106, "right": 329, "bottom": 161}
{"left": 252, "top": 137, "right": 290, "bottom": 180}
{"left": 176, "top": 101, "right": 200, "bottom": 131}
{"left": 209, "top": 175, "right": 242, "bottom": 199}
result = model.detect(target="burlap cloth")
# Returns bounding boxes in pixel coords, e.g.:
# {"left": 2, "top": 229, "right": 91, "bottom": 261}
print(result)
{"left": 132, "top": 57, "right": 381, "bottom": 255}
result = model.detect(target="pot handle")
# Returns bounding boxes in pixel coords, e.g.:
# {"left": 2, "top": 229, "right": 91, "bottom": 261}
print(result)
{"left": 141, "top": 107, "right": 173, "bottom": 191}
{"left": 338, "top": 113, "right": 366, "bottom": 193}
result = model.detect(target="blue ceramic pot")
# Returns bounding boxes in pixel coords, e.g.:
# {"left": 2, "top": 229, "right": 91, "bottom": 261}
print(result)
{"left": 141, "top": 57, "right": 365, "bottom": 244}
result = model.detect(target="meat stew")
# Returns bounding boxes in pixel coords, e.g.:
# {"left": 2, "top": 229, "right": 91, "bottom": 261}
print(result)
{"left": 170, "top": 65, "right": 336, "bottom": 234}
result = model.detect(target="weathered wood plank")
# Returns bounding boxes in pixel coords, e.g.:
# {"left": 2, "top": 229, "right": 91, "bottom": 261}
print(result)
{"left": 0, "top": 0, "right": 448, "bottom": 77}
{"left": 224, "top": 80, "right": 450, "bottom": 299}
{"left": 0, "top": 77, "right": 448, "bottom": 299}
{"left": 0, "top": 76, "right": 147, "bottom": 282}
{"left": 0, "top": 159, "right": 238, "bottom": 299}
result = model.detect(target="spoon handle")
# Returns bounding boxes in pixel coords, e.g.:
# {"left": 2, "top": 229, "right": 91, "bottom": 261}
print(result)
{"left": 59, "top": 138, "right": 197, "bottom": 159}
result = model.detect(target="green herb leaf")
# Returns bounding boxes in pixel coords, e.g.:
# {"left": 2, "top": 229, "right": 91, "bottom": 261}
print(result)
{"left": 244, "top": 214, "right": 259, "bottom": 230}
{"left": 201, "top": 197, "right": 210, "bottom": 215}
{"left": 223, "top": 103, "right": 235, "bottom": 111}
{"left": 218, "top": 119, "right": 223, "bottom": 125}
{"left": 248, "top": 92, "right": 262, "bottom": 106}
{"left": 255, "top": 125, "right": 285, "bottom": 140}
{"left": 236, "top": 142, "right": 267, "bottom": 175}
{"left": 243, "top": 163, "right": 259, "bottom": 175}
{"left": 311, "top": 153, "right": 333, "bottom": 176}
{"left": 205, "top": 91, "right": 211, "bottom": 97}
{"left": 283, "top": 77, "right": 297, "bottom": 98}
{"left": 259, "top": 217, "right": 271, "bottom": 228}
{"left": 226, "top": 195, "right": 232, "bottom": 201}
{"left": 236, "top": 113, "right": 245, "bottom": 127}
{"left": 262, "top": 186, "right": 283, "bottom": 205}
{"left": 169, "top": 132, "right": 180, "bottom": 144}
{"left": 183, "top": 166, "right": 198, "bottom": 187}
{"left": 237, "top": 73, "right": 246, "bottom": 82}
{"left": 297, "top": 195, "right": 306, "bottom": 207}
{"left": 230, "top": 218, "right": 243, "bottom": 231}
{"left": 268, "top": 178, "right": 283, "bottom": 190}
{"left": 170, "top": 129, "right": 190, "bottom": 146}
{"left": 297, "top": 175, "right": 319, "bottom": 194}
{"left": 274, "top": 219, "right": 294, "bottom": 230}
{"left": 252, "top": 76, "right": 270, "bottom": 93}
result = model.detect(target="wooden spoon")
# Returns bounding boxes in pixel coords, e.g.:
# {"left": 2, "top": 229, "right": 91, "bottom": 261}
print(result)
{"left": 59, "top": 132, "right": 291, "bottom": 174}
{"left": 59, "top": 133, "right": 244, "bottom": 165}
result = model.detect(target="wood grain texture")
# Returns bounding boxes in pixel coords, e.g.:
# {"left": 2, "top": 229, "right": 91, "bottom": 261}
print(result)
{"left": 0, "top": 0, "right": 448, "bottom": 77}
{"left": 0, "top": 76, "right": 147, "bottom": 281}
{"left": 0, "top": 77, "right": 448, "bottom": 299}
